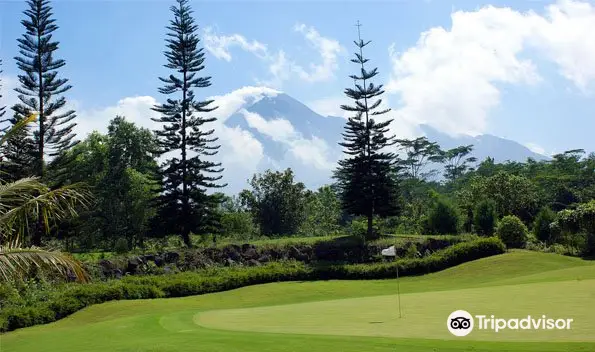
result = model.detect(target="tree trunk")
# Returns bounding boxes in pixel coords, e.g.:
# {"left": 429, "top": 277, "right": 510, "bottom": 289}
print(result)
{"left": 180, "top": 62, "right": 192, "bottom": 249}
{"left": 181, "top": 230, "right": 191, "bottom": 248}
{"left": 367, "top": 213, "right": 373, "bottom": 241}
{"left": 33, "top": 26, "right": 45, "bottom": 247}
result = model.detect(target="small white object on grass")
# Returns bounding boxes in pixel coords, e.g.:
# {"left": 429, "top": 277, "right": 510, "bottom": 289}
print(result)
{"left": 380, "top": 245, "right": 402, "bottom": 318}
{"left": 381, "top": 245, "right": 396, "bottom": 257}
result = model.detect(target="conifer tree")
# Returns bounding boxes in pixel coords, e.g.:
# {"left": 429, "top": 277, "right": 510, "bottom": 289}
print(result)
{"left": 1, "top": 59, "right": 36, "bottom": 181}
{"left": 152, "top": 0, "right": 225, "bottom": 247}
{"left": 0, "top": 59, "right": 5, "bottom": 121}
{"left": 12, "top": 0, "right": 77, "bottom": 180}
{"left": 11, "top": 0, "right": 76, "bottom": 246}
{"left": 334, "top": 22, "right": 400, "bottom": 240}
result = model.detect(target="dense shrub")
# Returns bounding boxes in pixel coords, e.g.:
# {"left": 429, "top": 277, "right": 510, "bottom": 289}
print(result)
{"left": 533, "top": 207, "right": 556, "bottom": 243}
{"left": 0, "top": 237, "right": 504, "bottom": 332}
{"left": 348, "top": 217, "right": 381, "bottom": 239}
{"left": 317, "top": 237, "right": 505, "bottom": 280}
{"left": 220, "top": 211, "right": 257, "bottom": 240}
{"left": 551, "top": 200, "right": 595, "bottom": 256}
{"left": 474, "top": 199, "right": 497, "bottom": 236}
{"left": 496, "top": 215, "right": 529, "bottom": 248}
{"left": 424, "top": 199, "right": 460, "bottom": 235}
{"left": 114, "top": 238, "right": 129, "bottom": 254}
{"left": 1, "top": 305, "right": 56, "bottom": 331}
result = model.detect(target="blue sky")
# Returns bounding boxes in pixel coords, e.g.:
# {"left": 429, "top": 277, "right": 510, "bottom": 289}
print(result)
{"left": 1, "top": 0, "right": 595, "bottom": 191}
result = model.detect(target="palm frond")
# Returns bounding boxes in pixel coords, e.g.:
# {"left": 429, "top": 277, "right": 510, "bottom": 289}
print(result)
{"left": 0, "top": 113, "right": 37, "bottom": 147}
{"left": 0, "top": 177, "right": 49, "bottom": 212}
{"left": 0, "top": 244, "right": 89, "bottom": 282}
{"left": 0, "top": 179, "right": 93, "bottom": 244}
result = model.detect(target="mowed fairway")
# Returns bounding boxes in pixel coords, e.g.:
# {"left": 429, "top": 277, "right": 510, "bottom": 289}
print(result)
{"left": 3, "top": 251, "right": 595, "bottom": 352}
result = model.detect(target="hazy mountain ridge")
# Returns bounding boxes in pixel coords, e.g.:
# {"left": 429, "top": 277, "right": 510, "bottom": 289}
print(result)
{"left": 419, "top": 124, "right": 550, "bottom": 163}
{"left": 223, "top": 91, "right": 549, "bottom": 189}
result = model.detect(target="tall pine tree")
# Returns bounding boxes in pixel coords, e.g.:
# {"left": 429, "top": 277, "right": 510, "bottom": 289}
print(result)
{"left": 0, "top": 59, "right": 5, "bottom": 122}
{"left": 1, "top": 60, "right": 36, "bottom": 181}
{"left": 13, "top": 0, "right": 77, "bottom": 180}
{"left": 152, "top": 0, "right": 225, "bottom": 247}
{"left": 12, "top": 0, "right": 76, "bottom": 246}
{"left": 334, "top": 22, "right": 400, "bottom": 240}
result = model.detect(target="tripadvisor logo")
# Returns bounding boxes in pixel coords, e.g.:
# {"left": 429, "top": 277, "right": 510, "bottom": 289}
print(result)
{"left": 447, "top": 310, "right": 574, "bottom": 337}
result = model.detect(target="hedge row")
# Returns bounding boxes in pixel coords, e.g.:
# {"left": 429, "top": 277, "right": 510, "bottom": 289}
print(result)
{"left": 0, "top": 237, "right": 505, "bottom": 332}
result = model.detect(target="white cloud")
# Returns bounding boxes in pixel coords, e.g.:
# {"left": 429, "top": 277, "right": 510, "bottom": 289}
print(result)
{"left": 204, "top": 24, "right": 344, "bottom": 88}
{"left": 208, "top": 86, "right": 281, "bottom": 124}
{"left": 292, "top": 23, "right": 344, "bottom": 82}
{"left": 202, "top": 27, "right": 268, "bottom": 62}
{"left": 242, "top": 109, "right": 298, "bottom": 141}
{"left": 76, "top": 96, "right": 160, "bottom": 139}
{"left": 260, "top": 50, "right": 292, "bottom": 89}
{"left": 238, "top": 109, "right": 337, "bottom": 171}
{"left": 218, "top": 125, "right": 264, "bottom": 171}
{"left": 0, "top": 75, "right": 17, "bottom": 104}
{"left": 386, "top": 6, "right": 542, "bottom": 138}
{"left": 307, "top": 96, "right": 349, "bottom": 118}
{"left": 386, "top": 0, "right": 595, "bottom": 139}
{"left": 524, "top": 142, "right": 546, "bottom": 155}
{"left": 530, "top": 0, "right": 595, "bottom": 91}
{"left": 0, "top": 75, "right": 18, "bottom": 125}
{"left": 290, "top": 136, "right": 336, "bottom": 171}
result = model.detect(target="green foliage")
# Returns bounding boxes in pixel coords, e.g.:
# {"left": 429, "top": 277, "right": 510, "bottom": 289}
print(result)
{"left": 0, "top": 59, "right": 4, "bottom": 120}
{"left": 299, "top": 186, "right": 342, "bottom": 237}
{"left": 424, "top": 198, "right": 460, "bottom": 235}
{"left": 533, "top": 206, "right": 556, "bottom": 243}
{"left": 113, "top": 238, "right": 129, "bottom": 255}
{"left": 219, "top": 212, "right": 257, "bottom": 240}
{"left": 395, "top": 137, "right": 443, "bottom": 181}
{"left": 438, "top": 145, "right": 477, "bottom": 182}
{"left": 0, "top": 237, "right": 504, "bottom": 332}
{"left": 240, "top": 168, "right": 308, "bottom": 236}
{"left": 0, "top": 58, "right": 35, "bottom": 182}
{"left": 151, "top": 0, "right": 223, "bottom": 247}
{"left": 560, "top": 200, "right": 595, "bottom": 234}
{"left": 474, "top": 199, "right": 497, "bottom": 236}
{"left": 9, "top": 0, "right": 80, "bottom": 246}
{"left": 496, "top": 215, "right": 529, "bottom": 248}
{"left": 524, "top": 241, "right": 583, "bottom": 257}
{"left": 458, "top": 172, "right": 539, "bottom": 224}
{"left": 553, "top": 200, "right": 595, "bottom": 255}
{"left": 396, "top": 179, "right": 441, "bottom": 235}
{"left": 12, "top": 0, "right": 78, "bottom": 180}
{"left": 62, "top": 117, "right": 159, "bottom": 250}
{"left": 321, "top": 237, "right": 504, "bottom": 279}
{"left": 333, "top": 28, "right": 400, "bottom": 240}
{"left": 348, "top": 217, "right": 380, "bottom": 239}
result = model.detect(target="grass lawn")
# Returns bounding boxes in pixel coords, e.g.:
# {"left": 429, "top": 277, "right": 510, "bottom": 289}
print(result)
{"left": 2, "top": 251, "right": 595, "bottom": 352}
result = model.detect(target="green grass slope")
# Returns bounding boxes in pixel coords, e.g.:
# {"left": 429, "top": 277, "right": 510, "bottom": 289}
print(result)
{"left": 2, "top": 250, "right": 595, "bottom": 352}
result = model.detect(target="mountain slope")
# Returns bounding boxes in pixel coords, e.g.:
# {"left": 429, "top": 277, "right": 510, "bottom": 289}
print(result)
{"left": 221, "top": 90, "right": 549, "bottom": 191}
{"left": 419, "top": 124, "right": 550, "bottom": 163}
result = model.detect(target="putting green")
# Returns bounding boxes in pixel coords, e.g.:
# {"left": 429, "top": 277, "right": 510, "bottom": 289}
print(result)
{"left": 197, "top": 279, "right": 595, "bottom": 342}
{"left": 2, "top": 251, "right": 595, "bottom": 352}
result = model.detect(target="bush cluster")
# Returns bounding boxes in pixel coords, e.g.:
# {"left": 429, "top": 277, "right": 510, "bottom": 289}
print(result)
{"left": 423, "top": 198, "right": 460, "bottom": 235}
{"left": 533, "top": 207, "right": 556, "bottom": 243}
{"left": 0, "top": 237, "right": 505, "bottom": 332}
{"left": 474, "top": 199, "right": 497, "bottom": 236}
{"left": 496, "top": 215, "right": 529, "bottom": 248}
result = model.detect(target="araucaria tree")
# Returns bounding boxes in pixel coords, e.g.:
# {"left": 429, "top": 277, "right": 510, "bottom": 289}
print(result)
{"left": 0, "top": 59, "right": 5, "bottom": 121}
{"left": 334, "top": 22, "right": 400, "bottom": 240}
{"left": 152, "top": 0, "right": 225, "bottom": 247}
{"left": 1, "top": 60, "right": 37, "bottom": 181}
{"left": 13, "top": 0, "right": 77, "bottom": 179}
